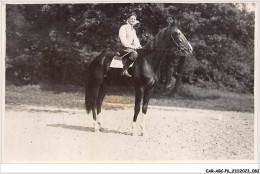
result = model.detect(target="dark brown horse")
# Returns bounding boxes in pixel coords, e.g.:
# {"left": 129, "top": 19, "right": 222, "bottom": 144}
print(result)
{"left": 85, "top": 22, "right": 192, "bottom": 136}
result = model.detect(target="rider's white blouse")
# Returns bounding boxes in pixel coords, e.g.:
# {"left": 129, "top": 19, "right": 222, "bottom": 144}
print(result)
{"left": 119, "top": 23, "right": 141, "bottom": 49}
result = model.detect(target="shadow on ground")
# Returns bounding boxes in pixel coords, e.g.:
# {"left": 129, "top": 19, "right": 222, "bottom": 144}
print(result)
{"left": 47, "top": 124, "right": 132, "bottom": 136}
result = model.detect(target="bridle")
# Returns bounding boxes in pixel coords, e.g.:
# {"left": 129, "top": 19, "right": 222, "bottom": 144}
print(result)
{"left": 170, "top": 34, "right": 182, "bottom": 51}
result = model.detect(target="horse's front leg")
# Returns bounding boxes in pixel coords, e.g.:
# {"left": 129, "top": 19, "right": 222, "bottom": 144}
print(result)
{"left": 141, "top": 86, "right": 154, "bottom": 136}
{"left": 92, "top": 108, "right": 101, "bottom": 132}
{"left": 132, "top": 87, "right": 144, "bottom": 136}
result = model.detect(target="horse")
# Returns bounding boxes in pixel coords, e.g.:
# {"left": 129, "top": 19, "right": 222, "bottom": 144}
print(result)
{"left": 85, "top": 22, "right": 193, "bottom": 136}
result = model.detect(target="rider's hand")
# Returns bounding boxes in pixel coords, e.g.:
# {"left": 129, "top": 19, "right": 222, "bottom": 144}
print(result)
{"left": 134, "top": 46, "right": 142, "bottom": 50}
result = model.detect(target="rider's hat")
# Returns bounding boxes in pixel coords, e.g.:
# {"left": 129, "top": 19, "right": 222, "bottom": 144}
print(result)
{"left": 128, "top": 12, "right": 137, "bottom": 18}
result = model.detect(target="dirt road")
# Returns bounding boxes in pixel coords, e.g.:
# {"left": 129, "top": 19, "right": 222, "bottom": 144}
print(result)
{"left": 2, "top": 104, "right": 255, "bottom": 163}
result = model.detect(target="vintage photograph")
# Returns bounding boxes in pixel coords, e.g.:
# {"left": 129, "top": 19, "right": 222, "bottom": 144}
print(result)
{"left": 2, "top": 2, "right": 257, "bottom": 164}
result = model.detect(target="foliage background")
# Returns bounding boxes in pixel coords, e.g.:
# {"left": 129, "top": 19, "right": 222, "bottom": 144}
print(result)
{"left": 5, "top": 3, "right": 255, "bottom": 93}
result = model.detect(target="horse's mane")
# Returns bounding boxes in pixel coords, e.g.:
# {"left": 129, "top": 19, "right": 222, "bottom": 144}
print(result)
{"left": 136, "top": 27, "right": 171, "bottom": 75}
{"left": 141, "top": 27, "right": 169, "bottom": 51}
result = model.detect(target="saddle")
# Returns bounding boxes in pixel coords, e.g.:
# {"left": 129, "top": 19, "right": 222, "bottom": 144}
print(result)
{"left": 110, "top": 51, "right": 132, "bottom": 68}
{"left": 112, "top": 52, "right": 123, "bottom": 60}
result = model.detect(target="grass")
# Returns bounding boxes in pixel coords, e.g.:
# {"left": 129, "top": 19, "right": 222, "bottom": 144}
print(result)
{"left": 151, "top": 85, "right": 254, "bottom": 113}
{"left": 5, "top": 83, "right": 254, "bottom": 113}
{"left": 6, "top": 84, "right": 85, "bottom": 109}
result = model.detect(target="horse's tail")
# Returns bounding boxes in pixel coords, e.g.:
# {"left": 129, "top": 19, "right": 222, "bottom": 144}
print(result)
{"left": 85, "top": 66, "right": 92, "bottom": 114}
{"left": 85, "top": 50, "right": 108, "bottom": 114}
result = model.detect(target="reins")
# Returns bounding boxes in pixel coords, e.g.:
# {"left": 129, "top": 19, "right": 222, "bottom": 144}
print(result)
{"left": 137, "top": 48, "right": 175, "bottom": 52}
{"left": 136, "top": 30, "right": 182, "bottom": 52}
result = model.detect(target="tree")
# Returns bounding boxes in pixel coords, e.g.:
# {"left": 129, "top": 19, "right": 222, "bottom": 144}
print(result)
{"left": 5, "top": 3, "right": 255, "bottom": 93}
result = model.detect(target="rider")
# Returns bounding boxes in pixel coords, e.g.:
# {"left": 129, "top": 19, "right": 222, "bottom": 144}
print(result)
{"left": 118, "top": 12, "right": 142, "bottom": 77}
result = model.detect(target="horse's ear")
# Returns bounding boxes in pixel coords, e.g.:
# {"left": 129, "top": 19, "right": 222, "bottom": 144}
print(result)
{"left": 168, "top": 18, "right": 179, "bottom": 28}
{"left": 167, "top": 17, "right": 174, "bottom": 27}
{"left": 170, "top": 21, "right": 175, "bottom": 27}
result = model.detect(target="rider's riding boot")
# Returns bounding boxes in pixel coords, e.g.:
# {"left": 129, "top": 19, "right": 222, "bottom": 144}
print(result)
{"left": 121, "top": 69, "right": 132, "bottom": 77}
{"left": 121, "top": 59, "right": 133, "bottom": 77}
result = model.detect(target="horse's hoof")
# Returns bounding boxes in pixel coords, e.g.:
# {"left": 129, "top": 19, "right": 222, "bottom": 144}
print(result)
{"left": 131, "top": 133, "right": 138, "bottom": 136}
{"left": 95, "top": 129, "right": 100, "bottom": 133}
{"left": 131, "top": 132, "right": 138, "bottom": 136}
{"left": 94, "top": 126, "right": 101, "bottom": 133}
{"left": 94, "top": 121, "right": 101, "bottom": 132}
{"left": 132, "top": 122, "right": 138, "bottom": 136}
{"left": 141, "top": 125, "right": 146, "bottom": 137}
{"left": 141, "top": 130, "right": 146, "bottom": 136}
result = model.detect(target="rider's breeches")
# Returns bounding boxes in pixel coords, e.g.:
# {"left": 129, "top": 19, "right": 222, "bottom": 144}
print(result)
{"left": 128, "top": 50, "right": 138, "bottom": 61}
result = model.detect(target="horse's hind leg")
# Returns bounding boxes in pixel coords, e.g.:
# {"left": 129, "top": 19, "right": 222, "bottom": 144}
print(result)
{"left": 91, "top": 97, "right": 101, "bottom": 132}
{"left": 132, "top": 87, "right": 144, "bottom": 136}
{"left": 141, "top": 86, "right": 154, "bottom": 136}
{"left": 91, "top": 79, "right": 103, "bottom": 132}
{"left": 96, "top": 77, "right": 109, "bottom": 129}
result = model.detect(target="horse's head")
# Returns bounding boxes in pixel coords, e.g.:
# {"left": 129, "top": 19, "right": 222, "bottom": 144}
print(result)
{"left": 141, "top": 19, "right": 193, "bottom": 54}
{"left": 166, "top": 20, "right": 193, "bottom": 55}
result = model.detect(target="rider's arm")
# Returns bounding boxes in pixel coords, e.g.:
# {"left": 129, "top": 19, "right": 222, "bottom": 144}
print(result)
{"left": 119, "top": 25, "right": 134, "bottom": 49}
{"left": 133, "top": 30, "right": 141, "bottom": 49}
